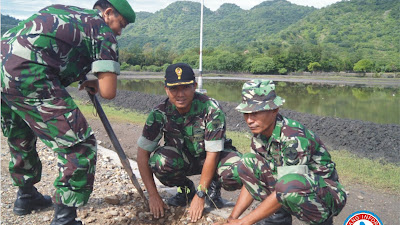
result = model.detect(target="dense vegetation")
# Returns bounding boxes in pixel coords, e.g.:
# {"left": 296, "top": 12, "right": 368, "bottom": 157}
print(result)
{"left": 119, "top": 0, "right": 400, "bottom": 73}
{"left": 258, "top": 0, "right": 400, "bottom": 73}
{"left": 1, "top": 14, "right": 20, "bottom": 36}
{"left": 119, "top": 0, "right": 315, "bottom": 51}
{"left": 2, "top": 0, "right": 399, "bottom": 73}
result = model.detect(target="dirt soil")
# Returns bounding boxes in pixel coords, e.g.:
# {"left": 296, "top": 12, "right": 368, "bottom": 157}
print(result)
{"left": 0, "top": 135, "right": 226, "bottom": 225}
{"left": 1, "top": 86, "right": 399, "bottom": 225}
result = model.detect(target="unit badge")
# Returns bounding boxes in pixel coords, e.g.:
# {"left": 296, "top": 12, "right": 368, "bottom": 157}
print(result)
{"left": 175, "top": 67, "right": 182, "bottom": 80}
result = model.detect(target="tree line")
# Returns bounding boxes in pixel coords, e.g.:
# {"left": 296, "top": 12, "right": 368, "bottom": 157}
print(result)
{"left": 119, "top": 41, "right": 399, "bottom": 74}
{"left": 3, "top": 0, "right": 399, "bottom": 74}
{"left": 118, "top": 0, "right": 400, "bottom": 74}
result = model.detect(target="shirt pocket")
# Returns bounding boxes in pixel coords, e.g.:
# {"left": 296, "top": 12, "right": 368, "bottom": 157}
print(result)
{"left": 187, "top": 126, "right": 205, "bottom": 156}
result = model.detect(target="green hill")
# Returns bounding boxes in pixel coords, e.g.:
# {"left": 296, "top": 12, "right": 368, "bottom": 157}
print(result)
{"left": 1, "top": 14, "right": 20, "bottom": 36}
{"left": 117, "top": 0, "right": 399, "bottom": 72}
{"left": 263, "top": 0, "right": 400, "bottom": 70}
{"left": 2, "top": 0, "right": 399, "bottom": 73}
{"left": 118, "top": 0, "right": 315, "bottom": 51}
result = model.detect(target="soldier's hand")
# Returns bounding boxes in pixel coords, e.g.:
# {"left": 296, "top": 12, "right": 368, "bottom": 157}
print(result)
{"left": 148, "top": 194, "right": 168, "bottom": 219}
{"left": 214, "top": 218, "right": 246, "bottom": 225}
{"left": 79, "top": 80, "right": 99, "bottom": 95}
{"left": 189, "top": 195, "right": 205, "bottom": 222}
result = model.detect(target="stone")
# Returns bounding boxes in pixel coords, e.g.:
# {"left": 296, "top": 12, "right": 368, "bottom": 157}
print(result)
{"left": 105, "top": 195, "right": 120, "bottom": 205}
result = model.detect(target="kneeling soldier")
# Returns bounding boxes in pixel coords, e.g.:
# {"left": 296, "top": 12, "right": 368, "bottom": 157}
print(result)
{"left": 137, "top": 63, "right": 242, "bottom": 222}
{"left": 223, "top": 80, "right": 347, "bottom": 225}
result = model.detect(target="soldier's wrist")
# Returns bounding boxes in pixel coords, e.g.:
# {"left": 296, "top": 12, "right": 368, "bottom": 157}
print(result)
{"left": 196, "top": 184, "right": 208, "bottom": 198}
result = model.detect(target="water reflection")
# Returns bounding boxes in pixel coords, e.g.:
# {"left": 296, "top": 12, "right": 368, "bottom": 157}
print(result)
{"left": 117, "top": 79, "right": 400, "bottom": 125}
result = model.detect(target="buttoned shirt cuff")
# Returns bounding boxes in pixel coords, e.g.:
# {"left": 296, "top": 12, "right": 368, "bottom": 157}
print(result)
{"left": 204, "top": 139, "right": 224, "bottom": 152}
{"left": 137, "top": 136, "right": 158, "bottom": 152}
{"left": 92, "top": 60, "right": 120, "bottom": 75}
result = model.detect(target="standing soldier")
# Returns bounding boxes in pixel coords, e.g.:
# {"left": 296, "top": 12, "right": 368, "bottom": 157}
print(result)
{"left": 137, "top": 63, "right": 242, "bottom": 222}
{"left": 219, "top": 80, "right": 347, "bottom": 225}
{"left": 1, "top": 0, "right": 135, "bottom": 224}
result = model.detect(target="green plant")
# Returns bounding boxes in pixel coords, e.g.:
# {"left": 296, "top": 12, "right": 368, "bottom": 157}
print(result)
{"left": 278, "top": 68, "right": 288, "bottom": 75}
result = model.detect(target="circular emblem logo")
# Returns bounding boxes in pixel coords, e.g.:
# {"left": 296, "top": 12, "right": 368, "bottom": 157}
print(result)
{"left": 343, "top": 211, "right": 383, "bottom": 225}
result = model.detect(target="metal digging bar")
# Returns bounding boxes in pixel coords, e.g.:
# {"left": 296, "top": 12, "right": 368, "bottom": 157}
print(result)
{"left": 83, "top": 81, "right": 149, "bottom": 209}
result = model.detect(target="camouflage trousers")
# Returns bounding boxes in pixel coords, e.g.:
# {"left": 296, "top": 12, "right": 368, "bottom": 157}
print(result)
{"left": 238, "top": 153, "right": 347, "bottom": 224}
{"left": 1, "top": 93, "right": 96, "bottom": 207}
{"left": 149, "top": 142, "right": 243, "bottom": 191}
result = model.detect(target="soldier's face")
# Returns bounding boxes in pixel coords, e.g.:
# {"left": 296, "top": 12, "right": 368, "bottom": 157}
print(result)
{"left": 243, "top": 109, "right": 278, "bottom": 137}
{"left": 165, "top": 84, "right": 197, "bottom": 114}
{"left": 104, "top": 8, "right": 128, "bottom": 36}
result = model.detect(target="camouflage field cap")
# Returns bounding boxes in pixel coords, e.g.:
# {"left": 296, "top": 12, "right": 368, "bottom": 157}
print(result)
{"left": 165, "top": 63, "right": 196, "bottom": 86}
{"left": 108, "top": 0, "right": 136, "bottom": 23}
{"left": 235, "top": 79, "right": 285, "bottom": 113}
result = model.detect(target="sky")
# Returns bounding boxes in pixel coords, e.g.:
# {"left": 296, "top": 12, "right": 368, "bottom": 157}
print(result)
{"left": 2, "top": 0, "right": 342, "bottom": 20}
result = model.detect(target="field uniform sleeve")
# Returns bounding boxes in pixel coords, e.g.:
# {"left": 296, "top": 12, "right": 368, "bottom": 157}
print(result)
{"left": 91, "top": 27, "right": 120, "bottom": 75}
{"left": 204, "top": 102, "right": 226, "bottom": 152}
{"left": 137, "top": 110, "right": 164, "bottom": 152}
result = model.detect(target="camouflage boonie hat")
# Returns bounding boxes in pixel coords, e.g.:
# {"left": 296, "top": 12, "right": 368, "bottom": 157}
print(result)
{"left": 235, "top": 79, "right": 285, "bottom": 113}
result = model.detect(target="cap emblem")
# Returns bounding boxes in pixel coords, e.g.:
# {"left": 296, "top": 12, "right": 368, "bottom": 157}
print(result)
{"left": 175, "top": 67, "right": 183, "bottom": 80}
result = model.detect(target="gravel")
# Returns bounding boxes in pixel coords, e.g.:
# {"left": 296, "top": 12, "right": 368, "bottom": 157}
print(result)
{"left": 0, "top": 136, "right": 226, "bottom": 225}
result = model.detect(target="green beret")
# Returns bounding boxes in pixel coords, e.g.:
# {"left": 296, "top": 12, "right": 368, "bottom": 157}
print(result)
{"left": 108, "top": 0, "right": 136, "bottom": 23}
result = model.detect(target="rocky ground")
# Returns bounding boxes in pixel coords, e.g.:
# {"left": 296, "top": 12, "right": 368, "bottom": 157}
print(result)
{"left": 0, "top": 136, "right": 226, "bottom": 225}
{"left": 1, "top": 86, "right": 399, "bottom": 225}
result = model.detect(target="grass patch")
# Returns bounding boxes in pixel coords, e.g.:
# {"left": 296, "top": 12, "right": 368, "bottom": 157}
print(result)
{"left": 76, "top": 100, "right": 400, "bottom": 194}
{"left": 227, "top": 131, "right": 252, "bottom": 153}
{"left": 331, "top": 150, "right": 400, "bottom": 195}
{"left": 227, "top": 131, "right": 400, "bottom": 194}
{"left": 76, "top": 100, "right": 147, "bottom": 125}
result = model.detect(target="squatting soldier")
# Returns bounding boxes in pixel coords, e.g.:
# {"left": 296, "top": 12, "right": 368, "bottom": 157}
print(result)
{"left": 219, "top": 80, "right": 347, "bottom": 225}
{"left": 137, "top": 63, "right": 242, "bottom": 222}
{"left": 1, "top": 1, "right": 135, "bottom": 224}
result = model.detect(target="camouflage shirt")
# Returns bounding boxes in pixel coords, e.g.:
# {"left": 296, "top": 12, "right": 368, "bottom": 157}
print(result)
{"left": 1, "top": 5, "right": 120, "bottom": 98}
{"left": 251, "top": 114, "right": 336, "bottom": 180}
{"left": 138, "top": 93, "right": 226, "bottom": 157}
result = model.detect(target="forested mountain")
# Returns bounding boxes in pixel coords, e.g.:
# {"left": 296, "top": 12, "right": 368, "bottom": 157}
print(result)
{"left": 1, "top": 14, "right": 20, "bottom": 35}
{"left": 2, "top": 0, "right": 399, "bottom": 73}
{"left": 257, "top": 0, "right": 400, "bottom": 71}
{"left": 117, "top": 0, "right": 399, "bottom": 73}
{"left": 118, "top": 0, "right": 315, "bottom": 51}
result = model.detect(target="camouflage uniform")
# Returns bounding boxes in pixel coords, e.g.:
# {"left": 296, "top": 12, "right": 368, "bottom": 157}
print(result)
{"left": 137, "top": 93, "right": 242, "bottom": 190}
{"left": 1, "top": 5, "right": 120, "bottom": 207}
{"left": 236, "top": 80, "right": 346, "bottom": 224}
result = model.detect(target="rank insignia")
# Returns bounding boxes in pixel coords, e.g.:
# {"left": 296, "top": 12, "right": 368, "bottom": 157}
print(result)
{"left": 175, "top": 67, "right": 183, "bottom": 80}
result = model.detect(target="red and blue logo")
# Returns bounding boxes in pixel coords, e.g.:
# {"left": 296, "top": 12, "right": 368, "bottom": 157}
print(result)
{"left": 344, "top": 210, "right": 383, "bottom": 225}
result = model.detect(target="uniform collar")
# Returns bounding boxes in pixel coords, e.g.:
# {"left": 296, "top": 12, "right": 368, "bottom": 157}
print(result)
{"left": 95, "top": 9, "right": 103, "bottom": 18}
{"left": 254, "top": 113, "right": 284, "bottom": 146}
{"left": 165, "top": 93, "right": 200, "bottom": 117}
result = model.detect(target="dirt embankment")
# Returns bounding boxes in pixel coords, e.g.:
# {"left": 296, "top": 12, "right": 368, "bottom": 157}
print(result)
{"left": 68, "top": 88, "right": 400, "bottom": 165}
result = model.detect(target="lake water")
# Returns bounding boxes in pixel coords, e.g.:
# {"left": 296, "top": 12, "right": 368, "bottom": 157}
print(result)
{"left": 117, "top": 79, "right": 400, "bottom": 125}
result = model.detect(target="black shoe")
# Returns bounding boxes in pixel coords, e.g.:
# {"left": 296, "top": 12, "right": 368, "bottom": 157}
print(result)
{"left": 50, "top": 204, "right": 82, "bottom": 225}
{"left": 318, "top": 216, "right": 333, "bottom": 225}
{"left": 13, "top": 186, "right": 53, "bottom": 216}
{"left": 167, "top": 180, "right": 195, "bottom": 207}
{"left": 255, "top": 208, "right": 292, "bottom": 225}
{"left": 206, "top": 180, "right": 224, "bottom": 209}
